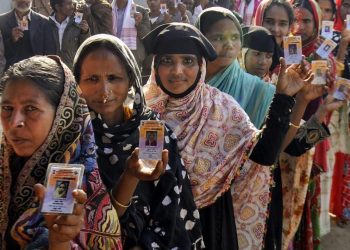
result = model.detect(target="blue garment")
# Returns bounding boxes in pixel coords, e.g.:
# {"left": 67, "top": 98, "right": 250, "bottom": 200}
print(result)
{"left": 208, "top": 60, "right": 276, "bottom": 128}
{"left": 116, "top": 7, "right": 126, "bottom": 38}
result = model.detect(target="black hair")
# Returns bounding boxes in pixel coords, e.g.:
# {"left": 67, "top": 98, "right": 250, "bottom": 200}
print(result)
{"left": 316, "top": 0, "right": 336, "bottom": 16}
{"left": 73, "top": 39, "right": 134, "bottom": 86}
{"left": 264, "top": 0, "right": 295, "bottom": 25}
{"left": 50, "top": 0, "right": 66, "bottom": 12}
{"left": 0, "top": 56, "right": 64, "bottom": 108}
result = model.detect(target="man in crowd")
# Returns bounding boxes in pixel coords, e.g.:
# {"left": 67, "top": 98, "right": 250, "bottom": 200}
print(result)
{"left": 0, "top": 0, "right": 55, "bottom": 69}
{"left": 165, "top": 0, "right": 194, "bottom": 24}
{"left": 49, "top": 0, "right": 90, "bottom": 70}
{"left": 0, "top": 31, "right": 5, "bottom": 75}
{"left": 80, "top": 0, "right": 114, "bottom": 35}
{"left": 147, "top": 0, "right": 171, "bottom": 29}
{"left": 111, "top": 0, "right": 151, "bottom": 68}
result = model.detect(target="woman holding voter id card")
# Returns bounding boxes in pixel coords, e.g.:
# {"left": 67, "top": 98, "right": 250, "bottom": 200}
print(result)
{"left": 0, "top": 56, "right": 123, "bottom": 249}
{"left": 73, "top": 34, "right": 204, "bottom": 249}
{"left": 140, "top": 22, "right": 343, "bottom": 250}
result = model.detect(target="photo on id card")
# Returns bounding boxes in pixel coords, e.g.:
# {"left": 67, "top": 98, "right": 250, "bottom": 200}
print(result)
{"left": 321, "top": 21, "right": 334, "bottom": 39}
{"left": 334, "top": 77, "right": 350, "bottom": 101}
{"left": 316, "top": 39, "right": 337, "bottom": 59}
{"left": 283, "top": 36, "right": 302, "bottom": 65}
{"left": 311, "top": 60, "right": 328, "bottom": 85}
{"left": 139, "top": 120, "right": 164, "bottom": 160}
{"left": 41, "top": 163, "right": 84, "bottom": 214}
{"left": 74, "top": 12, "right": 83, "bottom": 24}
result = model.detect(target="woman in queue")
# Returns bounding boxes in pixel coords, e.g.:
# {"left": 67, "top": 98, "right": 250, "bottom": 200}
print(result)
{"left": 142, "top": 22, "right": 344, "bottom": 250}
{"left": 73, "top": 34, "right": 204, "bottom": 249}
{"left": 0, "top": 56, "right": 124, "bottom": 249}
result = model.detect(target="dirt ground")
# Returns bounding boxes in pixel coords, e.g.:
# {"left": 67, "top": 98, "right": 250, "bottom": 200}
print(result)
{"left": 321, "top": 221, "right": 350, "bottom": 250}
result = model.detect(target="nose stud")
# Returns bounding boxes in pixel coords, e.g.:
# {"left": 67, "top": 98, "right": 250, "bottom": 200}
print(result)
{"left": 102, "top": 90, "right": 112, "bottom": 103}
{"left": 16, "top": 121, "right": 25, "bottom": 128}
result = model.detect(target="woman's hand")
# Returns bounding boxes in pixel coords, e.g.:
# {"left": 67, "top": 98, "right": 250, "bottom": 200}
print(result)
{"left": 34, "top": 184, "right": 86, "bottom": 249}
{"left": 125, "top": 147, "right": 168, "bottom": 181}
{"left": 315, "top": 93, "right": 350, "bottom": 122}
{"left": 276, "top": 57, "right": 313, "bottom": 96}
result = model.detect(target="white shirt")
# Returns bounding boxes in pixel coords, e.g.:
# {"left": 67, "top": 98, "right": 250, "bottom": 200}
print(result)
{"left": 49, "top": 15, "right": 70, "bottom": 50}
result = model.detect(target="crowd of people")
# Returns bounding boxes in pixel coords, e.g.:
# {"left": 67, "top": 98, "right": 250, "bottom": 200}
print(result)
{"left": 0, "top": 0, "right": 350, "bottom": 249}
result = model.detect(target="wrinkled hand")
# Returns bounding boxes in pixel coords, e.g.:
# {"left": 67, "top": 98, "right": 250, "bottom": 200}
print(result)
{"left": 134, "top": 12, "right": 143, "bottom": 26}
{"left": 341, "top": 28, "right": 350, "bottom": 43}
{"left": 296, "top": 82, "right": 327, "bottom": 103}
{"left": 315, "top": 93, "right": 350, "bottom": 122}
{"left": 11, "top": 27, "right": 23, "bottom": 42}
{"left": 79, "top": 20, "right": 89, "bottom": 33}
{"left": 276, "top": 57, "right": 313, "bottom": 96}
{"left": 125, "top": 148, "right": 168, "bottom": 181}
{"left": 34, "top": 184, "right": 86, "bottom": 245}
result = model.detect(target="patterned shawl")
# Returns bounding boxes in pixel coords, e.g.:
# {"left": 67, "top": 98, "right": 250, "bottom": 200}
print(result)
{"left": 195, "top": 7, "right": 276, "bottom": 129}
{"left": 207, "top": 60, "right": 275, "bottom": 129}
{"left": 74, "top": 35, "right": 204, "bottom": 249}
{"left": 144, "top": 60, "right": 273, "bottom": 250}
{"left": 0, "top": 56, "right": 121, "bottom": 249}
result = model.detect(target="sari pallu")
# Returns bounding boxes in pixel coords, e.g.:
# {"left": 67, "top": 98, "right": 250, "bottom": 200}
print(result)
{"left": 207, "top": 60, "right": 276, "bottom": 129}
{"left": 0, "top": 57, "right": 121, "bottom": 249}
{"left": 73, "top": 34, "right": 204, "bottom": 249}
{"left": 145, "top": 60, "right": 279, "bottom": 250}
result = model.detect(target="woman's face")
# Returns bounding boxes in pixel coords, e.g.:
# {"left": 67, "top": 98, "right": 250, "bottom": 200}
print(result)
{"left": 318, "top": 0, "right": 333, "bottom": 21}
{"left": 205, "top": 18, "right": 241, "bottom": 69}
{"left": 1, "top": 79, "right": 56, "bottom": 157}
{"left": 79, "top": 49, "right": 129, "bottom": 119}
{"left": 262, "top": 5, "right": 290, "bottom": 46}
{"left": 244, "top": 49, "right": 273, "bottom": 78}
{"left": 292, "top": 7, "right": 315, "bottom": 43}
{"left": 341, "top": 0, "right": 350, "bottom": 20}
{"left": 157, "top": 54, "right": 200, "bottom": 95}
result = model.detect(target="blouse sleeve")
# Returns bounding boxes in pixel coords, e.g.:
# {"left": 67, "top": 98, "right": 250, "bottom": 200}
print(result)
{"left": 283, "top": 115, "right": 330, "bottom": 157}
{"left": 249, "top": 93, "right": 295, "bottom": 165}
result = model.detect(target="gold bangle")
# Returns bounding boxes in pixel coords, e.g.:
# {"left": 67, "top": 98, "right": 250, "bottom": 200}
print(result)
{"left": 289, "top": 122, "right": 300, "bottom": 129}
{"left": 109, "top": 190, "right": 132, "bottom": 208}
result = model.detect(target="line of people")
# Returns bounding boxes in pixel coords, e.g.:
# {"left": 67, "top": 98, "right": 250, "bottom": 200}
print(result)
{"left": 1, "top": 0, "right": 350, "bottom": 250}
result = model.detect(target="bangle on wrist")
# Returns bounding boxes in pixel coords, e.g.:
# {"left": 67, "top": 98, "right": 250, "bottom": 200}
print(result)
{"left": 109, "top": 190, "right": 132, "bottom": 208}
{"left": 289, "top": 122, "right": 300, "bottom": 129}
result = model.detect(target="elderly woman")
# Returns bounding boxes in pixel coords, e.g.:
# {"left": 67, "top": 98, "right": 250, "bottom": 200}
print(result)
{"left": 73, "top": 34, "right": 203, "bottom": 249}
{"left": 196, "top": 7, "right": 276, "bottom": 128}
{"left": 0, "top": 56, "right": 123, "bottom": 249}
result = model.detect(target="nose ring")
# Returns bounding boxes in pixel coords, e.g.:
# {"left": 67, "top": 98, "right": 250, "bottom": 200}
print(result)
{"left": 102, "top": 90, "right": 112, "bottom": 103}
{"left": 16, "top": 121, "right": 25, "bottom": 128}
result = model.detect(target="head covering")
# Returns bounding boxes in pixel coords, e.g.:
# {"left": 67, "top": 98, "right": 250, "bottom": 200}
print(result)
{"left": 144, "top": 32, "right": 273, "bottom": 250}
{"left": 195, "top": 7, "right": 276, "bottom": 128}
{"left": 0, "top": 56, "right": 121, "bottom": 249}
{"left": 73, "top": 35, "right": 204, "bottom": 249}
{"left": 290, "top": 0, "right": 322, "bottom": 57}
{"left": 243, "top": 25, "right": 276, "bottom": 52}
{"left": 143, "top": 23, "right": 216, "bottom": 98}
{"left": 242, "top": 25, "right": 280, "bottom": 72}
{"left": 143, "top": 22, "right": 217, "bottom": 61}
{"left": 196, "top": 6, "right": 243, "bottom": 43}
{"left": 335, "top": 0, "right": 344, "bottom": 31}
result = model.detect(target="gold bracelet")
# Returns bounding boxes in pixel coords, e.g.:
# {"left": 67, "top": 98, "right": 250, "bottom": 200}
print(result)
{"left": 289, "top": 122, "right": 300, "bottom": 129}
{"left": 109, "top": 190, "right": 132, "bottom": 208}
